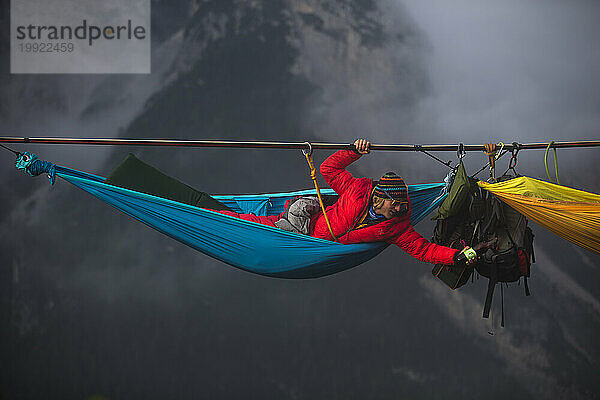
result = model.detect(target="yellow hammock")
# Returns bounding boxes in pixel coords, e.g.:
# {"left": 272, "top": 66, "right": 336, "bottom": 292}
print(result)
{"left": 478, "top": 177, "right": 600, "bottom": 254}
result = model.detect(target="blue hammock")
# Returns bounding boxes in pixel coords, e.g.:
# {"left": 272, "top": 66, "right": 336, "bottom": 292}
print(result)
{"left": 53, "top": 165, "right": 447, "bottom": 278}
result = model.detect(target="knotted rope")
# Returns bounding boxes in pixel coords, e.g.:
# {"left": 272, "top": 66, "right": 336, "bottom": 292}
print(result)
{"left": 14, "top": 151, "right": 56, "bottom": 184}
{"left": 303, "top": 143, "right": 336, "bottom": 241}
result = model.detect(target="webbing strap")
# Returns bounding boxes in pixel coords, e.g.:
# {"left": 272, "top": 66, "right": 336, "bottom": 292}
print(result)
{"left": 544, "top": 141, "right": 560, "bottom": 184}
{"left": 483, "top": 142, "right": 504, "bottom": 181}
{"left": 524, "top": 276, "right": 531, "bottom": 296}
{"left": 303, "top": 149, "right": 336, "bottom": 241}
{"left": 483, "top": 143, "right": 496, "bottom": 180}
{"left": 483, "top": 143, "right": 496, "bottom": 165}
{"left": 500, "top": 283, "right": 505, "bottom": 328}
{"left": 483, "top": 279, "right": 496, "bottom": 319}
{"left": 483, "top": 264, "right": 497, "bottom": 319}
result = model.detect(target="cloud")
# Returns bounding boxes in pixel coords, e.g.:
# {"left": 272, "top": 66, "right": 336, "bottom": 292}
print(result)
{"left": 419, "top": 274, "right": 586, "bottom": 399}
{"left": 535, "top": 246, "right": 600, "bottom": 316}
{"left": 399, "top": 0, "right": 600, "bottom": 181}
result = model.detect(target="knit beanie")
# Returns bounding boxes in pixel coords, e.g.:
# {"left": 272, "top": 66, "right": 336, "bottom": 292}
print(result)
{"left": 373, "top": 172, "right": 408, "bottom": 202}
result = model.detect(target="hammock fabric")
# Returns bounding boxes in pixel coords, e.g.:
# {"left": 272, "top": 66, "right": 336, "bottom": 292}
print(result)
{"left": 478, "top": 177, "right": 600, "bottom": 254}
{"left": 54, "top": 165, "right": 448, "bottom": 278}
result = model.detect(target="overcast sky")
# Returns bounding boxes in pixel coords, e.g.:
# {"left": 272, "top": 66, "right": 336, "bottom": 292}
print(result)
{"left": 396, "top": 0, "right": 600, "bottom": 186}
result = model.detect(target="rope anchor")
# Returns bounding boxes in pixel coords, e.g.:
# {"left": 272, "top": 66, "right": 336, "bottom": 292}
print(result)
{"left": 12, "top": 151, "right": 57, "bottom": 184}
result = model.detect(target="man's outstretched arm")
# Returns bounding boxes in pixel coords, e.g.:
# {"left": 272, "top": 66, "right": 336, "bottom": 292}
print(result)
{"left": 392, "top": 225, "right": 459, "bottom": 265}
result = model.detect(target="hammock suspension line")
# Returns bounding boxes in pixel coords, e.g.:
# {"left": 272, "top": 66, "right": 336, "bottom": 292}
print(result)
{"left": 413, "top": 144, "right": 454, "bottom": 169}
{"left": 302, "top": 142, "right": 336, "bottom": 241}
{"left": 0, "top": 143, "right": 21, "bottom": 157}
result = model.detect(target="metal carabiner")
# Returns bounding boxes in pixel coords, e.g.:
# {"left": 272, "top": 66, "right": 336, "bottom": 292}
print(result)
{"left": 457, "top": 143, "right": 466, "bottom": 159}
{"left": 495, "top": 142, "right": 505, "bottom": 159}
{"left": 508, "top": 142, "right": 520, "bottom": 170}
{"left": 302, "top": 141, "right": 313, "bottom": 157}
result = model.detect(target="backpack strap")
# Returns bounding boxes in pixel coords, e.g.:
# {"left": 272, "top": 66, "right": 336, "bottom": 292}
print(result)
{"left": 500, "top": 283, "right": 505, "bottom": 327}
{"left": 525, "top": 227, "right": 536, "bottom": 264}
{"left": 481, "top": 195, "right": 498, "bottom": 235}
{"left": 483, "top": 280, "right": 496, "bottom": 319}
{"left": 483, "top": 264, "right": 497, "bottom": 319}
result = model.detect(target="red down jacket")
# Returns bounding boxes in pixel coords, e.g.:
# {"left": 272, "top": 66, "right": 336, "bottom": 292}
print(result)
{"left": 217, "top": 150, "right": 458, "bottom": 265}
{"left": 312, "top": 149, "right": 458, "bottom": 265}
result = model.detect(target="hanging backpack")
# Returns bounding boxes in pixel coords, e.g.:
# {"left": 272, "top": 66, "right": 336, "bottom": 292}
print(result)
{"left": 431, "top": 168, "right": 535, "bottom": 326}
{"left": 431, "top": 160, "right": 479, "bottom": 289}
{"left": 472, "top": 176, "right": 535, "bottom": 325}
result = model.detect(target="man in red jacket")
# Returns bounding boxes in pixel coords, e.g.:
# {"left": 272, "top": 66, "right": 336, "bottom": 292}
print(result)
{"left": 313, "top": 138, "right": 476, "bottom": 265}
{"left": 217, "top": 138, "right": 476, "bottom": 266}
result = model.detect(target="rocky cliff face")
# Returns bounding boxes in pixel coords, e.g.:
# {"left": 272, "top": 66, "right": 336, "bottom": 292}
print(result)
{"left": 1, "top": 1, "right": 598, "bottom": 399}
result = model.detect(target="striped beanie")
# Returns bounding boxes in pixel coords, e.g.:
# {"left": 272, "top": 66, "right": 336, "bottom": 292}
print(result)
{"left": 373, "top": 172, "right": 408, "bottom": 202}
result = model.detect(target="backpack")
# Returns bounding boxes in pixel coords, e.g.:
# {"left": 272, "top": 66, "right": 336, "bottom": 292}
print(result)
{"left": 431, "top": 160, "right": 479, "bottom": 289}
{"left": 432, "top": 166, "right": 535, "bottom": 326}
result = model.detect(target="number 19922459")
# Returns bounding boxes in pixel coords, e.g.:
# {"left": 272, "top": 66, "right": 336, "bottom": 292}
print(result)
{"left": 19, "top": 42, "right": 74, "bottom": 52}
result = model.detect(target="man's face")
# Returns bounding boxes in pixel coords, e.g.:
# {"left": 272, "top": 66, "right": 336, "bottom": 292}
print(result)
{"left": 374, "top": 199, "right": 408, "bottom": 219}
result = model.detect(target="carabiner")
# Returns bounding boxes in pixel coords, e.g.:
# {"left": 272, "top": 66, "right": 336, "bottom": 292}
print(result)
{"left": 457, "top": 143, "right": 466, "bottom": 159}
{"left": 495, "top": 142, "right": 504, "bottom": 159}
{"left": 509, "top": 142, "right": 520, "bottom": 170}
{"left": 302, "top": 141, "right": 313, "bottom": 157}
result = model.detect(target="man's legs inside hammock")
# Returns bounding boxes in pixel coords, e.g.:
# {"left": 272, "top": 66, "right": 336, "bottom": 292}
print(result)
{"left": 214, "top": 196, "right": 320, "bottom": 235}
